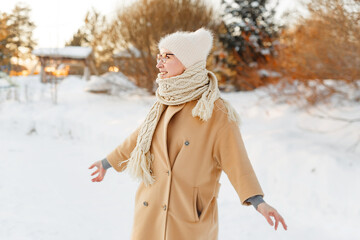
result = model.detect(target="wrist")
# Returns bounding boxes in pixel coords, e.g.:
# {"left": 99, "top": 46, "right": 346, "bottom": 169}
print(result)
{"left": 256, "top": 202, "right": 266, "bottom": 211}
{"left": 246, "top": 195, "right": 265, "bottom": 210}
{"left": 101, "top": 158, "right": 111, "bottom": 170}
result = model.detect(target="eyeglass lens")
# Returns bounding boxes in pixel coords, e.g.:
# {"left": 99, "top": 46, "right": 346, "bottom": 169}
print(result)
{"left": 157, "top": 53, "right": 174, "bottom": 63}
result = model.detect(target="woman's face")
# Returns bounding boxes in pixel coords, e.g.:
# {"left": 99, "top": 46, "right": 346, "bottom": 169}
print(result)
{"left": 156, "top": 48, "right": 185, "bottom": 79}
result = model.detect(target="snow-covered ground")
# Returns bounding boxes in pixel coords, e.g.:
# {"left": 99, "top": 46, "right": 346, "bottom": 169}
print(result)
{"left": 1, "top": 75, "right": 359, "bottom": 240}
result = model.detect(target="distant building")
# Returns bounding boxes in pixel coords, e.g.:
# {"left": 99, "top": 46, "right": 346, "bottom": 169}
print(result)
{"left": 32, "top": 46, "right": 98, "bottom": 83}
{"left": 0, "top": 64, "right": 29, "bottom": 76}
{"left": 113, "top": 46, "right": 142, "bottom": 69}
{"left": 112, "top": 46, "right": 144, "bottom": 86}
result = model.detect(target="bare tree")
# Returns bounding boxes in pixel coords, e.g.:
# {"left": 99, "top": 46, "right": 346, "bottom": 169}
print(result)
{"left": 275, "top": 0, "right": 360, "bottom": 105}
{"left": 110, "top": 0, "right": 218, "bottom": 92}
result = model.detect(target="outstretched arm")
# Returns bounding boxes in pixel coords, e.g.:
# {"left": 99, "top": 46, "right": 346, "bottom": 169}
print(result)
{"left": 88, "top": 126, "right": 140, "bottom": 182}
{"left": 215, "top": 120, "right": 287, "bottom": 231}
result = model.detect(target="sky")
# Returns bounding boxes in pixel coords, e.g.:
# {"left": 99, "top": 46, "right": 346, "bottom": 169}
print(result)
{"left": 1, "top": 0, "right": 305, "bottom": 49}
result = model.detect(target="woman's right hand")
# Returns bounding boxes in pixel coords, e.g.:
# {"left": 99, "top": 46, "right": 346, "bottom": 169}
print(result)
{"left": 89, "top": 160, "right": 107, "bottom": 182}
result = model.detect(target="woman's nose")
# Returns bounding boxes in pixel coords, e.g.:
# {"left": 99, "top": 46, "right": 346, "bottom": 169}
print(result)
{"left": 156, "top": 60, "right": 163, "bottom": 69}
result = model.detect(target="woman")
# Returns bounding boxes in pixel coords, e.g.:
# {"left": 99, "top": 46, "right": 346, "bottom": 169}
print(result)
{"left": 89, "top": 28, "right": 287, "bottom": 240}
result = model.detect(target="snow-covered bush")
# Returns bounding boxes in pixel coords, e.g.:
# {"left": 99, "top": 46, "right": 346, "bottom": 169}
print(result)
{"left": 84, "top": 72, "right": 148, "bottom": 96}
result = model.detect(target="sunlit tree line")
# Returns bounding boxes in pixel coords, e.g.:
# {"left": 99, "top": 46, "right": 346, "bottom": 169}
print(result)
{"left": 1, "top": 0, "right": 359, "bottom": 104}
{"left": 0, "top": 3, "right": 36, "bottom": 71}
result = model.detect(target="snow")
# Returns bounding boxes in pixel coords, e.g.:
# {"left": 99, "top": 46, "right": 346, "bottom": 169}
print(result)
{"left": 32, "top": 47, "right": 92, "bottom": 59}
{"left": 260, "top": 48, "right": 270, "bottom": 55}
{"left": 251, "top": 1, "right": 259, "bottom": 7}
{"left": 1, "top": 75, "right": 359, "bottom": 240}
{"left": 0, "top": 72, "right": 14, "bottom": 87}
{"left": 84, "top": 72, "right": 149, "bottom": 96}
{"left": 85, "top": 75, "right": 112, "bottom": 92}
{"left": 0, "top": 78, "right": 11, "bottom": 87}
{"left": 258, "top": 69, "right": 281, "bottom": 78}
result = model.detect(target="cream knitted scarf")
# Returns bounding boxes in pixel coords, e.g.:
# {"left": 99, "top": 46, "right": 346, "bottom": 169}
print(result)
{"left": 120, "top": 61, "right": 240, "bottom": 186}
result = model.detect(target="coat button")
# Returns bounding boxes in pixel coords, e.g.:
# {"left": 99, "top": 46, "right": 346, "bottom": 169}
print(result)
{"left": 163, "top": 204, "right": 167, "bottom": 211}
{"left": 184, "top": 141, "right": 189, "bottom": 146}
{"left": 143, "top": 201, "right": 148, "bottom": 206}
{"left": 166, "top": 170, "right": 170, "bottom": 176}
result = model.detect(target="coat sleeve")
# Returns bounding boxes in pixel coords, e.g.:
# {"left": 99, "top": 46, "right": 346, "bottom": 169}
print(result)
{"left": 106, "top": 126, "right": 140, "bottom": 172}
{"left": 213, "top": 121, "right": 264, "bottom": 205}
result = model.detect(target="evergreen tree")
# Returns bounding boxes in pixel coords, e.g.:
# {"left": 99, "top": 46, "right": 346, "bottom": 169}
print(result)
{"left": 66, "top": 9, "right": 113, "bottom": 73}
{"left": 0, "top": 13, "right": 11, "bottom": 66}
{"left": 66, "top": 29, "right": 89, "bottom": 47}
{"left": 219, "top": 0, "right": 280, "bottom": 65}
{"left": 6, "top": 3, "right": 36, "bottom": 62}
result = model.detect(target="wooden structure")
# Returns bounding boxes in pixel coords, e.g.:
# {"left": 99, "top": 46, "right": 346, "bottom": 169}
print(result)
{"left": 32, "top": 46, "right": 98, "bottom": 83}
{"left": 113, "top": 46, "right": 146, "bottom": 87}
{"left": 113, "top": 46, "right": 141, "bottom": 69}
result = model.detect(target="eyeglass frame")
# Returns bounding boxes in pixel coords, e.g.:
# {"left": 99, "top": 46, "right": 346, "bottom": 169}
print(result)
{"left": 156, "top": 53, "right": 174, "bottom": 63}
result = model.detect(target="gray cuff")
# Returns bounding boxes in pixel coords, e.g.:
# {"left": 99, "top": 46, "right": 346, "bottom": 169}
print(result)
{"left": 246, "top": 195, "right": 265, "bottom": 210}
{"left": 101, "top": 158, "right": 112, "bottom": 170}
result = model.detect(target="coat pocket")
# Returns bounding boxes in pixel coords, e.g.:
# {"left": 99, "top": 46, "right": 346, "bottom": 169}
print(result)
{"left": 193, "top": 187, "right": 203, "bottom": 222}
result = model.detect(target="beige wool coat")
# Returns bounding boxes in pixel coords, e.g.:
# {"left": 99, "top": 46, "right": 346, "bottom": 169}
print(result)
{"left": 106, "top": 98, "right": 264, "bottom": 240}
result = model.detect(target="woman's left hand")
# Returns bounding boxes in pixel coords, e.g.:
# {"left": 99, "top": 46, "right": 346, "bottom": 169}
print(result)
{"left": 257, "top": 202, "right": 287, "bottom": 231}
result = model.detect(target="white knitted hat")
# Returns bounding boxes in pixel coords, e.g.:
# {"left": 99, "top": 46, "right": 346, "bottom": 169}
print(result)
{"left": 158, "top": 28, "right": 213, "bottom": 68}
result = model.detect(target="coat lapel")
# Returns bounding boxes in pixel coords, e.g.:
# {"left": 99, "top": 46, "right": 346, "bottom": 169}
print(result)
{"left": 162, "top": 104, "right": 186, "bottom": 170}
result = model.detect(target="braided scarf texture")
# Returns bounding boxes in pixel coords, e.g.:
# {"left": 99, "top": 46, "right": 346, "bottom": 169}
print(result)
{"left": 120, "top": 61, "right": 240, "bottom": 186}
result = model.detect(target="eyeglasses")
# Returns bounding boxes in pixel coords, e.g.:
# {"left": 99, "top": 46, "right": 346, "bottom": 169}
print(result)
{"left": 156, "top": 53, "right": 174, "bottom": 63}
